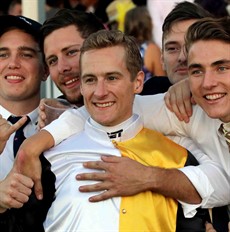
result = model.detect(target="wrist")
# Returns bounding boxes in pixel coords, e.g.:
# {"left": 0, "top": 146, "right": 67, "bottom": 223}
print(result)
{"left": 144, "top": 166, "right": 168, "bottom": 192}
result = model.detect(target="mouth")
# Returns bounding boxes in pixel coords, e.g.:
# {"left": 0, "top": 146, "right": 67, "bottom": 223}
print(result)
{"left": 94, "top": 102, "right": 114, "bottom": 108}
{"left": 6, "top": 75, "right": 24, "bottom": 80}
{"left": 175, "top": 68, "right": 188, "bottom": 74}
{"left": 5, "top": 75, "right": 24, "bottom": 82}
{"left": 63, "top": 77, "right": 80, "bottom": 89}
{"left": 204, "top": 93, "right": 226, "bottom": 100}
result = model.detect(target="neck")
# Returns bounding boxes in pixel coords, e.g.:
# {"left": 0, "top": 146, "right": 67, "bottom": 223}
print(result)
{"left": 0, "top": 96, "right": 40, "bottom": 115}
{"left": 90, "top": 115, "right": 136, "bottom": 133}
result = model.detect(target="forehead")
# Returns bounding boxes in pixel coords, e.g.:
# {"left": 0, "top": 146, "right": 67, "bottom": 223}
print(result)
{"left": 188, "top": 40, "right": 230, "bottom": 66}
{"left": 163, "top": 19, "right": 197, "bottom": 45}
{"left": 44, "top": 25, "right": 84, "bottom": 53}
{"left": 0, "top": 28, "right": 38, "bottom": 47}
{"left": 81, "top": 46, "right": 127, "bottom": 74}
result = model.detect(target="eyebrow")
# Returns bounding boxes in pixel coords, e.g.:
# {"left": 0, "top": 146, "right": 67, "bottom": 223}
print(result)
{"left": 211, "top": 59, "right": 230, "bottom": 66}
{"left": 81, "top": 71, "right": 122, "bottom": 79}
{"left": 163, "top": 41, "right": 180, "bottom": 47}
{"left": 0, "top": 46, "right": 40, "bottom": 54}
{"left": 189, "top": 59, "right": 230, "bottom": 70}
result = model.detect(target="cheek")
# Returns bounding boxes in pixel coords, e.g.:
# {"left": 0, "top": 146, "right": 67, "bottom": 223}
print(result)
{"left": 49, "top": 68, "right": 58, "bottom": 81}
{"left": 189, "top": 79, "right": 201, "bottom": 95}
{"left": 70, "top": 57, "right": 80, "bottom": 68}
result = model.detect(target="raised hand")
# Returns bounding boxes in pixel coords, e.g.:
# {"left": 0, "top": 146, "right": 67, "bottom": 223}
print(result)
{"left": 0, "top": 115, "right": 28, "bottom": 154}
{"left": 164, "top": 78, "right": 196, "bottom": 123}
{"left": 0, "top": 166, "right": 34, "bottom": 213}
{"left": 76, "top": 155, "right": 151, "bottom": 202}
{"left": 37, "top": 98, "right": 46, "bottom": 130}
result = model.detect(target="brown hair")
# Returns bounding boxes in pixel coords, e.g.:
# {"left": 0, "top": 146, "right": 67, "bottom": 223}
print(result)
{"left": 80, "top": 29, "right": 143, "bottom": 81}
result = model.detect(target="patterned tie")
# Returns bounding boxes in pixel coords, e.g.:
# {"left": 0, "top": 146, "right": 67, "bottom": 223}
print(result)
{"left": 8, "top": 116, "right": 30, "bottom": 157}
{"left": 219, "top": 123, "right": 230, "bottom": 152}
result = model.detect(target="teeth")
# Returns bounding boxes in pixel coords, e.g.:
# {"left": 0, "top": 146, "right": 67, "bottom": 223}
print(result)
{"left": 65, "top": 78, "right": 78, "bottom": 85}
{"left": 7, "top": 76, "right": 22, "bottom": 80}
{"left": 96, "top": 102, "right": 114, "bottom": 108}
{"left": 205, "top": 93, "right": 225, "bottom": 100}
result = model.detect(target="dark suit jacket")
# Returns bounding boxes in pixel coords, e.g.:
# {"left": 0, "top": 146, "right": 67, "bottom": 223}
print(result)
{"left": 0, "top": 155, "right": 56, "bottom": 232}
{"left": 140, "top": 76, "right": 172, "bottom": 95}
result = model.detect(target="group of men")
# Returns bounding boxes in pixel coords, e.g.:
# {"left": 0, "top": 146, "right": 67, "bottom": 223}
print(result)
{"left": 0, "top": 1, "right": 229, "bottom": 231}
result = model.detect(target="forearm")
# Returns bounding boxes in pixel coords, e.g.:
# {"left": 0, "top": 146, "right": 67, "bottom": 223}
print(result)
{"left": 20, "top": 130, "right": 54, "bottom": 158}
{"left": 44, "top": 107, "right": 88, "bottom": 145}
{"left": 146, "top": 167, "right": 201, "bottom": 204}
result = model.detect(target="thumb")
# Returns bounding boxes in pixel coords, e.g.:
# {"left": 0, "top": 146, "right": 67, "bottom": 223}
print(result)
{"left": 34, "top": 180, "right": 43, "bottom": 200}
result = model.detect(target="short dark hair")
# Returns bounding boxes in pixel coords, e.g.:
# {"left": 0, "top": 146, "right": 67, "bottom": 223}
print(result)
{"left": 185, "top": 16, "right": 230, "bottom": 53}
{"left": 80, "top": 29, "right": 143, "bottom": 81}
{"left": 162, "top": 1, "right": 212, "bottom": 41}
{"left": 40, "top": 8, "right": 105, "bottom": 52}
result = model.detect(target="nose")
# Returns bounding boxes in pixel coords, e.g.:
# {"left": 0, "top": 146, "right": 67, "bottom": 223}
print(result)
{"left": 57, "top": 56, "right": 71, "bottom": 74}
{"left": 202, "top": 71, "right": 217, "bottom": 89}
{"left": 178, "top": 46, "right": 187, "bottom": 64}
{"left": 94, "top": 80, "right": 108, "bottom": 98}
{"left": 8, "top": 55, "right": 21, "bottom": 69}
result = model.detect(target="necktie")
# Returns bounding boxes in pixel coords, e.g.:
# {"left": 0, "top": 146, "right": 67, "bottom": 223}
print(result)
{"left": 107, "top": 129, "right": 123, "bottom": 139}
{"left": 219, "top": 123, "right": 230, "bottom": 152}
{"left": 8, "top": 116, "right": 30, "bottom": 157}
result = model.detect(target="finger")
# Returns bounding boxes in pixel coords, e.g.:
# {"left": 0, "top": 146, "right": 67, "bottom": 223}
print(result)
{"left": 101, "top": 155, "right": 122, "bottom": 163}
{"left": 164, "top": 92, "right": 173, "bottom": 112}
{"left": 205, "top": 222, "right": 216, "bottom": 232}
{"left": 183, "top": 98, "right": 193, "bottom": 117}
{"left": 76, "top": 172, "right": 106, "bottom": 181}
{"left": 176, "top": 100, "right": 190, "bottom": 123}
{"left": 191, "top": 96, "right": 197, "bottom": 105}
{"left": 83, "top": 160, "right": 108, "bottom": 170}
{"left": 8, "top": 116, "right": 28, "bottom": 134}
{"left": 34, "top": 180, "right": 43, "bottom": 200}
{"left": 38, "top": 99, "right": 47, "bottom": 129}
{"left": 5, "top": 197, "right": 25, "bottom": 209}
{"left": 171, "top": 87, "right": 191, "bottom": 123}
{"left": 38, "top": 110, "right": 47, "bottom": 129}
{"left": 13, "top": 173, "right": 34, "bottom": 189}
{"left": 78, "top": 182, "right": 109, "bottom": 193}
{"left": 0, "top": 115, "right": 8, "bottom": 126}
{"left": 88, "top": 190, "right": 115, "bottom": 202}
{"left": 11, "top": 188, "right": 31, "bottom": 203}
{"left": 170, "top": 93, "right": 184, "bottom": 121}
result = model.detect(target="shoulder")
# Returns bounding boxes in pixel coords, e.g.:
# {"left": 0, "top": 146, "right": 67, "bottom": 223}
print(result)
{"left": 141, "top": 76, "right": 172, "bottom": 95}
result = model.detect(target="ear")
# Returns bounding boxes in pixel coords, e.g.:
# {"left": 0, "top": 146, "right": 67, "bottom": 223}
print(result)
{"left": 134, "top": 71, "right": 144, "bottom": 94}
{"left": 80, "top": 84, "right": 83, "bottom": 96}
{"left": 161, "top": 54, "right": 166, "bottom": 71}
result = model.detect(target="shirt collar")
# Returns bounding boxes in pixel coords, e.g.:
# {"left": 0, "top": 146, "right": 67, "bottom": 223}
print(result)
{"left": 85, "top": 114, "right": 143, "bottom": 143}
{"left": 0, "top": 105, "right": 38, "bottom": 125}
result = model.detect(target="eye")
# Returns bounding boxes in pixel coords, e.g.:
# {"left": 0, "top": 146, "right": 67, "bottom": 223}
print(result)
{"left": 47, "top": 57, "right": 57, "bottom": 67}
{"left": 165, "top": 45, "right": 181, "bottom": 53}
{"left": 0, "top": 52, "right": 9, "bottom": 58}
{"left": 67, "top": 49, "right": 80, "bottom": 57}
{"left": 20, "top": 52, "right": 34, "bottom": 58}
{"left": 189, "top": 69, "right": 203, "bottom": 76}
{"left": 107, "top": 75, "right": 118, "bottom": 81}
{"left": 83, "top": 76, "right": 96, "bottom": 84}
{"left": 218, "top": 66, "right": 229, "bottom": 72}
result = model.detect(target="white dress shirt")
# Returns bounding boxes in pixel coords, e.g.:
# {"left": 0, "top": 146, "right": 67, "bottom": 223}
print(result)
{"left": 0, "top": 105, "right": 39, "bottom": 180}
{"left": 44, "top": 115, "right": 140, "bottom": 231}
{"left": 44, "top": 94, "right": 230, "bottom": 216}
